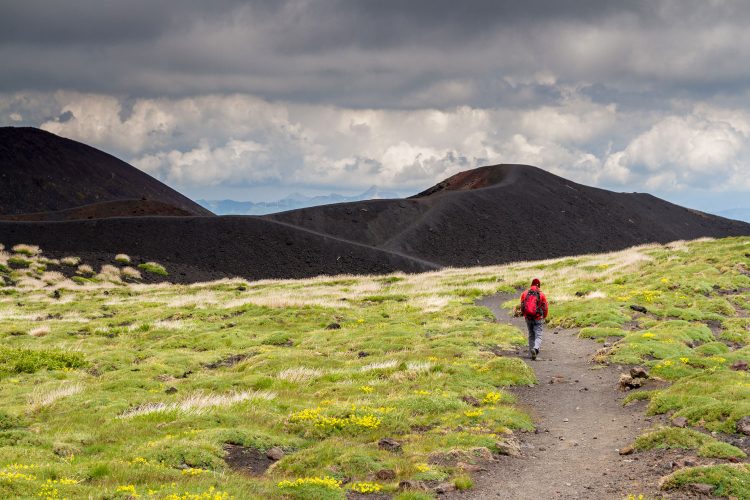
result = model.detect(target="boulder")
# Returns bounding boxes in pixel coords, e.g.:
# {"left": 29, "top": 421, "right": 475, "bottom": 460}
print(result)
{"left": 495, "top": 437, "right": 521, "bottom": 457}
{"left": 375, "top": 469, "right": 396, "bottom": 480}
{"left": 266, "top": 447, "right": 285, "bottom": 461}
{"left": 672, "top": 416, "right": 689, "bottom": 428}
{"left": 398, "top": 480, "right": 428, "bottom": 491}
{"left": 731, "top": 360, "right": 748, "bottom": 371}
{"left": 736, "top": 416, "right": 750, "bottom": 435}
{"left": 434, "top": 482, "right": 456, "bottom": 494}
{"left": 326, "top": 322, "right": 341, "bottom": 330}
{"left": 618, "top": 445, "right": 634, "bottom": 456}
{"left": 630, "top": 366, "right": 649, "bottom": 379}
{"left": 378, "top": 437, "right": 402, "bottom": 452}
{"left": 461, "top": 395, "right": 481, "bottom": 407}
{"left": 630, "top": 305, "right": 648, "bottom": 313}
{"left": 688, "top": 483, "right": 714, "bottom": 495}
{"left": 619, "top": 374, "right": 644, "bottom": 390}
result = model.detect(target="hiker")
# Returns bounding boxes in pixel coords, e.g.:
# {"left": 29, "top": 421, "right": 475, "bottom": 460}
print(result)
{"left": 520, "top": 278, "right": 548, "bottom": 360}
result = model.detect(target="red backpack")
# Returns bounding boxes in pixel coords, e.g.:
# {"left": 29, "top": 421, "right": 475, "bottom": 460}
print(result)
{"left": 522, "top": 289, "right": 542, "bottom": 318}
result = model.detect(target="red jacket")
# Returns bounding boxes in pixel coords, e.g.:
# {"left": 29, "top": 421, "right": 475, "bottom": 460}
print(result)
{"left": 520, "top": 286, "right": 548, "bottom": 319}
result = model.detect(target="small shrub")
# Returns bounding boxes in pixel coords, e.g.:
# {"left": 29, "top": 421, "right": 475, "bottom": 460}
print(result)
{"left": 60, "top": 256, "right": 80, "bottom": 266}
{"left": 454, "top": 474, "right": 474, "bottom": 490}
{"left": 77, "top": 264, "right": 94, "bottom": 275}
{"left": 97, "top": 264, "right": 122, "bottom": 282}
{"left": 12, "top": 244, "right": 40, "bottom": 256}
{"left": 0, "top": 346, "right": 87, "bottom": 376}
{"left": 263, "top": 332, "right": 292, "bottom": 346}
{"left": 121, "top": 266, "right": 142, "bottom": 280}
{"left": 114, "top": 253, "right": 131, "bottom": 264}
{"left": 138, "top": 262, "right": 168, "bottom": 276}
{"left": 8, "top": 256, "right": 32, "bottom": 268}
{"left": 0, "top": 410, "right": 23, "bottom": 430}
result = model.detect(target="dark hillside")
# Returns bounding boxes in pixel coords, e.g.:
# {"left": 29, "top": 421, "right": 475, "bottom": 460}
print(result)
{"left": 0, "top": 127, "right": 212, "bottom": 217}
{"left": 0, "top": 216, "right": 438, "bottom": 282}
{"left": 269, "top": 164, "right": 750, "bottom": 266}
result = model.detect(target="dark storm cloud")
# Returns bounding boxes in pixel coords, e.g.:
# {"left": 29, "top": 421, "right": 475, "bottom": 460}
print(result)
{"left": 2, "top": 0, "right": 750, "bottom": 108}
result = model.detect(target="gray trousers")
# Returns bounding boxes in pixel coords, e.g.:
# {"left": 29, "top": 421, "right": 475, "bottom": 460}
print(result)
{"left": 525, "top": 317, "right": 543, "bottom": 350}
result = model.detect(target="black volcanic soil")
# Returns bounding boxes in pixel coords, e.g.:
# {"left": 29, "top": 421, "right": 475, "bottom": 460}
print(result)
{"left": 0, "top": 199, "right": 195, "bottom": 221}
{"left": 0, "top": 216, "right": 438, "bottom": 283}
{"left": 269, "top": 164, "right": 750, "bottom": 267}
{"left": 0, "top": 127, "right": 211, "bottom": 216}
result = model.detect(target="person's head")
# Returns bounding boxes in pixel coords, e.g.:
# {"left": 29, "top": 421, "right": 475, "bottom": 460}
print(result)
{"left": 531, "top": 278, "right": 541, "bottom": 288}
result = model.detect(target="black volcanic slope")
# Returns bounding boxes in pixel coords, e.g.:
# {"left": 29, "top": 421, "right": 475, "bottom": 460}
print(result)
{"left": 268, "top": 164, "right": 750, "bottom": 266}
{"left": 0, "top": 217, "right": 438, "bottom": 282}
{"left": 0, "top": 127, "right": 211, "bottom": 216}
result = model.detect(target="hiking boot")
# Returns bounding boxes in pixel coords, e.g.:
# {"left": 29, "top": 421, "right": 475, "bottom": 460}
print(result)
{"left": 530, "top": 347, "right": 536, "bottom": 360}
{"left": 534, "top": 348, "right": 540, "bottom": 359}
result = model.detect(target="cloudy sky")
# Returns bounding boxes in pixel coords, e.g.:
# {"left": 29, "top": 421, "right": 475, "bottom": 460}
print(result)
{"left": 2, "top": 0, "right": 750, "bottom": 210}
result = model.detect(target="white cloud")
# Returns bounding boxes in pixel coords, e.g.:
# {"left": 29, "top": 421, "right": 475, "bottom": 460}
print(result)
{"left": 0, "top": 90, "right": 743, "bottom": 196}
{"left": 604, "top": 106, "right": 750, "bottom": 190}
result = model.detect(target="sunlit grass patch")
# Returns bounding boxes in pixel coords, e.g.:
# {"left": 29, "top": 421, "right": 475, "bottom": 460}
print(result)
{"left": 118, "top": 390, "right": 276, "bottom": 418}
{"left": 28, "top": 382, "right": 83, "bottom": 412}
{"left": 634, "top": 426, "right": 745, "bottom": 458}
{"left": 661, "top": 463, "right": 750, "bottom": 498}
{"left": 138, "top": 261, "right": 168, "bottom": 276}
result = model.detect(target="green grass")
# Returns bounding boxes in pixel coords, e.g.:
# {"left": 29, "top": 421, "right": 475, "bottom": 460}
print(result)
{"left": 0, "top": 237, "right": 749, "bottom": 498}
{"left": 138, "top": 262, "right": 168, "bottom": 276}
{"left": 662, "top": 464, "right": 750, "bottom": 498}
{"left": 634, "top": 427, "right": 745, "bottom": 458}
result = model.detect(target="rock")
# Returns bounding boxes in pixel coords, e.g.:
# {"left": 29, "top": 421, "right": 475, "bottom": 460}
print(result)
{"left": 378, "top": 437, "right": 402, "bottom": 452}
{"left": 326, "top": 322, "right": 341, "bottom": 330}
{"left": 731, "top": 360, "right": 748, "bottom": 371}
{"left": 736, "top": 416, "right": 750, "bottom": 435}
{"left": 357, "top": 351, "right": 369, "bottom": 358}
{"left": 619, "top": 373, "right": 644, "bottom": 390}
{"left": 495, "top": 437, "right": 521, "bottom": 457}
{"left": 398, "top": 480, "right": 428, "bottom": 491}
{"left": 164, "top": 386, "right": 178, "bottom": 394}
{"left": 456, "top": 462, "right": 485, "bottom": 473}
{"left": 618, "top": 445, "right": 634, "bottom": 456}
{"left": 630, "top": 366, "right": 649, "bottom": 379}
{"left": 630, "top": 304, "right": 648, "bottom": 313}
{"left": 434, "top": 482, "right": 456, "bottom": 494}
{"left": 672, "top": 416, "right": 689, "bottom": 428}
{"left": 266, "top": 446, "right": 285, "bottom": 461}
{"left": 375, "top": 469, "right": 396, "bottom": 480}
{"left": 461, "top": 395, "right": 481, "bottom": 407}
{"left": 688, "top": 483, "right": 714, "bottom": 495}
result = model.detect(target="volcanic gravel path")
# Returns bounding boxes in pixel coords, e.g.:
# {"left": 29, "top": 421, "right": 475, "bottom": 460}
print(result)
{"left": 446, "top": 293, "right": 669, "bottom": 499}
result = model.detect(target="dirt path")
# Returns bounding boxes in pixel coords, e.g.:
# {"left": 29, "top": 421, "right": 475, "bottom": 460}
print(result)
{"left": 447, "top": 293, "right": 668, "bottom": 499}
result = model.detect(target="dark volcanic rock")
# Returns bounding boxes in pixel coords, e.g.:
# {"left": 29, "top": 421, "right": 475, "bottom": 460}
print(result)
{"left": 378, "top": 438, "right": 402, "bottom": 452}
{"left": 736, "top": 416, "right": 750, "bottom": 435}
{"left": 630, "top": 305, "right": 649, "bottom": 314}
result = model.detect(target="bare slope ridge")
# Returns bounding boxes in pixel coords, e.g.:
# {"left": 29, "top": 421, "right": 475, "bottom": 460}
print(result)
{"left": 0, "top": 127, "right": 212, "bottom": 217}
{"left": 269, "top": 164, "right": 750, "bottom": 266}
{"left": 0, "top": 216, "right": 438, "bottom": 282}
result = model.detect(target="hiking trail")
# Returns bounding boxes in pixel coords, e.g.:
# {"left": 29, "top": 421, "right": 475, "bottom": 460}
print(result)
{"left": 447, "top": 293, "right": 668, "bottom": 499}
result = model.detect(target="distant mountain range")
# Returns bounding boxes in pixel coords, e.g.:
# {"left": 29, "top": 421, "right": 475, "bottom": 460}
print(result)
{"left": 197, "top": 186, "right": 402, "bottom": 215}
{"left": 718, "top": 208, "right": 750, "bottom": 223}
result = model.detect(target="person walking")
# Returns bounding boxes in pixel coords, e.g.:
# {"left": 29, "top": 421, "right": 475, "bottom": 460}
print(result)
{"left": 520, "top": 278, "right": 548, "bottom": 360}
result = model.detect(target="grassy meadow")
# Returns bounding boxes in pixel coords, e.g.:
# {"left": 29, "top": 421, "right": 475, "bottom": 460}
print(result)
{"left": 0, "top": 237, "right": 749, "bottom": 498}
